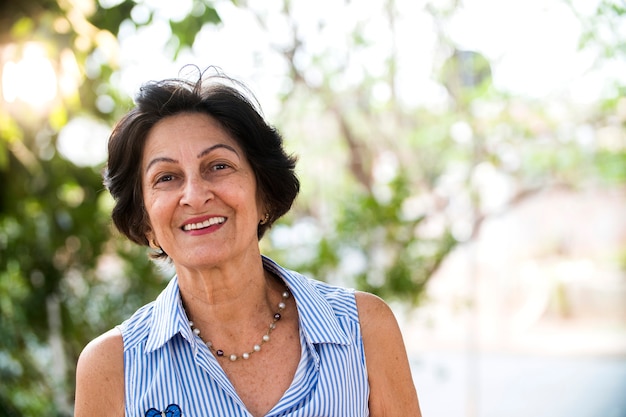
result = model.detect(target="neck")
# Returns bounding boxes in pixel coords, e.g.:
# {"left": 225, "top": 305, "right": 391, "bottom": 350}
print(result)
{"left": 176, "top": 254, "right": 280, "bottom": 335}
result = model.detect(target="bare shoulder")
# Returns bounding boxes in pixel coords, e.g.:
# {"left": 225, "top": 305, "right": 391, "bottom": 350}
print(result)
{"left": 76, "top": 327, "right": 124, "bottom": 376}
{"left": 355, "top": 291, "right": 405, "bottom": 341}
{"left": 75, "top": 328, "right": 125, "bottom": 417}
{"left": 354, "top": 291, "right": 395, "bottom": 325}
{"left": 355, "top": 291, "right": 422, "bottom": 417}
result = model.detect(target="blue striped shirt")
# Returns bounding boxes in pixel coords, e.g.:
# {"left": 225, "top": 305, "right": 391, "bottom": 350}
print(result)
{"left": 119, "top": 256, "right": 370, "bottom": 416}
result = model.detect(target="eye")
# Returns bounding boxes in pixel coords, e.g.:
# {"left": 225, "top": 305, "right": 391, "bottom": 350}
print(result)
{"left": 208, "top": 161, "right": 236, "bottom": 173}
{"left": 156, "top": 174, "right": 175, "bottom": 183}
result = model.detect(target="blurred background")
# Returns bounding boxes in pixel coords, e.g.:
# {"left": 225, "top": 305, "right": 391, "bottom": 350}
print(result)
{"left": 1, "top": 0, "right": 625, "bottom": 416}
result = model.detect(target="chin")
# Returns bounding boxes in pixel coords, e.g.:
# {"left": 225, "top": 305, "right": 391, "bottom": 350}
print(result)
{"left": 174, "top": 250, "right": 229, "bottom": 269}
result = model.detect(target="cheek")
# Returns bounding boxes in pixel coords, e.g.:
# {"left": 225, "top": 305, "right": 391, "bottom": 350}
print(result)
{"left": 233, "top": 183, "right": 262, "bottom": 217}
{"left": 143, "top": 192, "right": 173, "bottom": 228}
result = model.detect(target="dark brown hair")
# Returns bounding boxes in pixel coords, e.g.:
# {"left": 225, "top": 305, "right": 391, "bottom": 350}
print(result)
{"left": 103, "top": 70, "right": 299, "bottom": 258}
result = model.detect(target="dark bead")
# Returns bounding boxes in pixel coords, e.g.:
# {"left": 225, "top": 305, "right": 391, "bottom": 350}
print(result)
{"left": 216, "top": 350, "right": 224, "bottom": 357}
{"left": 274, "top": 313, "right": 282, "bottom": 321}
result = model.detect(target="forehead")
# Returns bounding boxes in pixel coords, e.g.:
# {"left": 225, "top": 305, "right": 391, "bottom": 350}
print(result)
{"left": 142, "top": 112, "right": 241, "bottom": 158}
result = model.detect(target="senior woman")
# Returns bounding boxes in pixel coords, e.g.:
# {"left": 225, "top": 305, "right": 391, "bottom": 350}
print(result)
{"left": 75, "top": 72, "right": 422, "bottom": 417}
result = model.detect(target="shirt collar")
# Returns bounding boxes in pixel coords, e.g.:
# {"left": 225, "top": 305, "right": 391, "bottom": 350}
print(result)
{"left": 262, "top": 256, "right": 352, "bottom": 346}
{"left": 144, "top": 276, "right": 196, "bottom": 353}
{"left": 144, "top": 256, "right": 352, "bottom": 353}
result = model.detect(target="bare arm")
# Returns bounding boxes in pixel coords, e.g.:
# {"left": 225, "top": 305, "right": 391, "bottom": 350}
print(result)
{"left": 356, "top": 291, "right": 422, "bottom": 417}
{"left": 75, "top": 328, "right": 125, "bottom": 417}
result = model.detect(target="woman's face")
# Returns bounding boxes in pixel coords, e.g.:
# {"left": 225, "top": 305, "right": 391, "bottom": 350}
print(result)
{"left": 141, "top": 112, "right": 264, "bottom": 270}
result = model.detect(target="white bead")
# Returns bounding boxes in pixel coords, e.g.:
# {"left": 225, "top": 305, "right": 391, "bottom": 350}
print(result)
{"left": 253, "top": 344, "right": 261, "bottom": 352}
{"left": 242, "top": 352, "right": 250, "bottom": 360}
{"left": 278, "top": 302, "right": 286, "bottom": 309}
{"left": 193, "top": 328, "right": 200, "bottom": 336}
{"left": 263, "top": 334, "right": 270, "bottom": 342}
{"left": 229, "top": 354, "right": 237, "bottom": 361}
{"left": 282, "top": 291, "right": 290, "bottom": 298}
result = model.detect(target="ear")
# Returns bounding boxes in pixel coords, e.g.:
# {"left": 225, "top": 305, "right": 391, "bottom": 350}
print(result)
{"left": 145, "top": 227, "right": 157, "bottom": 248}
{"left": 255, "top": 189, "right": 267, "bottom": 219}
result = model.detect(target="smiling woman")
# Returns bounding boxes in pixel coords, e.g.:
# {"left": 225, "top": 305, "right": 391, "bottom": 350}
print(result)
{"left": 75, "top": 69, "right": 422, "bottom": 417}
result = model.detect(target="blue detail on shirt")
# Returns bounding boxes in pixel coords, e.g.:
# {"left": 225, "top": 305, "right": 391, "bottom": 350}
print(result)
{"left": 145, "top": 404, "right": 181, "bottom": 417}
{"left": 119, "top": 256, "right": 370, "bottom": 416}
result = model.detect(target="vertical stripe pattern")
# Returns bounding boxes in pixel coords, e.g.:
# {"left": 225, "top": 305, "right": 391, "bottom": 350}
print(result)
{"left": 119, "top": 256, "right": 370, "bottom": 417}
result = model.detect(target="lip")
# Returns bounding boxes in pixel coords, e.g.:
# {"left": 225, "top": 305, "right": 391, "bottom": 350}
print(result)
{"left": 181, "top": 215, "right": 226, "bottom": 234}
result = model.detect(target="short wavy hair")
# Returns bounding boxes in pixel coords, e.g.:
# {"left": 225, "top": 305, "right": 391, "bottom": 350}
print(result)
{"left": 103, "top": 70, "right": 299, "bottom": 259}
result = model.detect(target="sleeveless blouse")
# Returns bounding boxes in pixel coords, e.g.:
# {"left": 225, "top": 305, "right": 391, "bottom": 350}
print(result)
{"left": 118, "top": 256, "right": 370, "bottom": 416}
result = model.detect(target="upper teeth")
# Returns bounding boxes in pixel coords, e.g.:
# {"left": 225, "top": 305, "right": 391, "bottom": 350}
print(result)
{"left": 183, "top": 217, "right": 225, "bottom": 231}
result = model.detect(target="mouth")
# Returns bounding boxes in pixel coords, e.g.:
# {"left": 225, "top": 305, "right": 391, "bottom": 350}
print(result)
{"left": 182, "top": 216, "right": 226, "bottom": 231}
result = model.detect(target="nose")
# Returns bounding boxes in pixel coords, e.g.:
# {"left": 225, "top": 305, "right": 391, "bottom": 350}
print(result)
{"left": 179, "top": 175, "right": 213, "bottom": 208}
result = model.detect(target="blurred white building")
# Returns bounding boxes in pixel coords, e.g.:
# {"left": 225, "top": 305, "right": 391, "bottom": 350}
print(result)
{"left": 409, "top": 185, "right": 626, "bottom": 355}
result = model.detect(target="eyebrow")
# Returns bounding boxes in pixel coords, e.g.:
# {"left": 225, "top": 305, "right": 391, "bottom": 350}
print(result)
{"left": 145, "top": 143, "right": 240, "bottom": 173}
{"left": 197, "top": 143, "right": 239, "bottom": 159}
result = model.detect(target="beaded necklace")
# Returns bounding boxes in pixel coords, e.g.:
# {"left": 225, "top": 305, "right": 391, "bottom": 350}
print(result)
{"left": 189, "top": 288, "right": 290, "bottom": 362}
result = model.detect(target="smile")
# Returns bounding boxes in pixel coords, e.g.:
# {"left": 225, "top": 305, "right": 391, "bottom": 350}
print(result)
{"left": 182, "top": 217, "right": 226, "bottom": 231}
